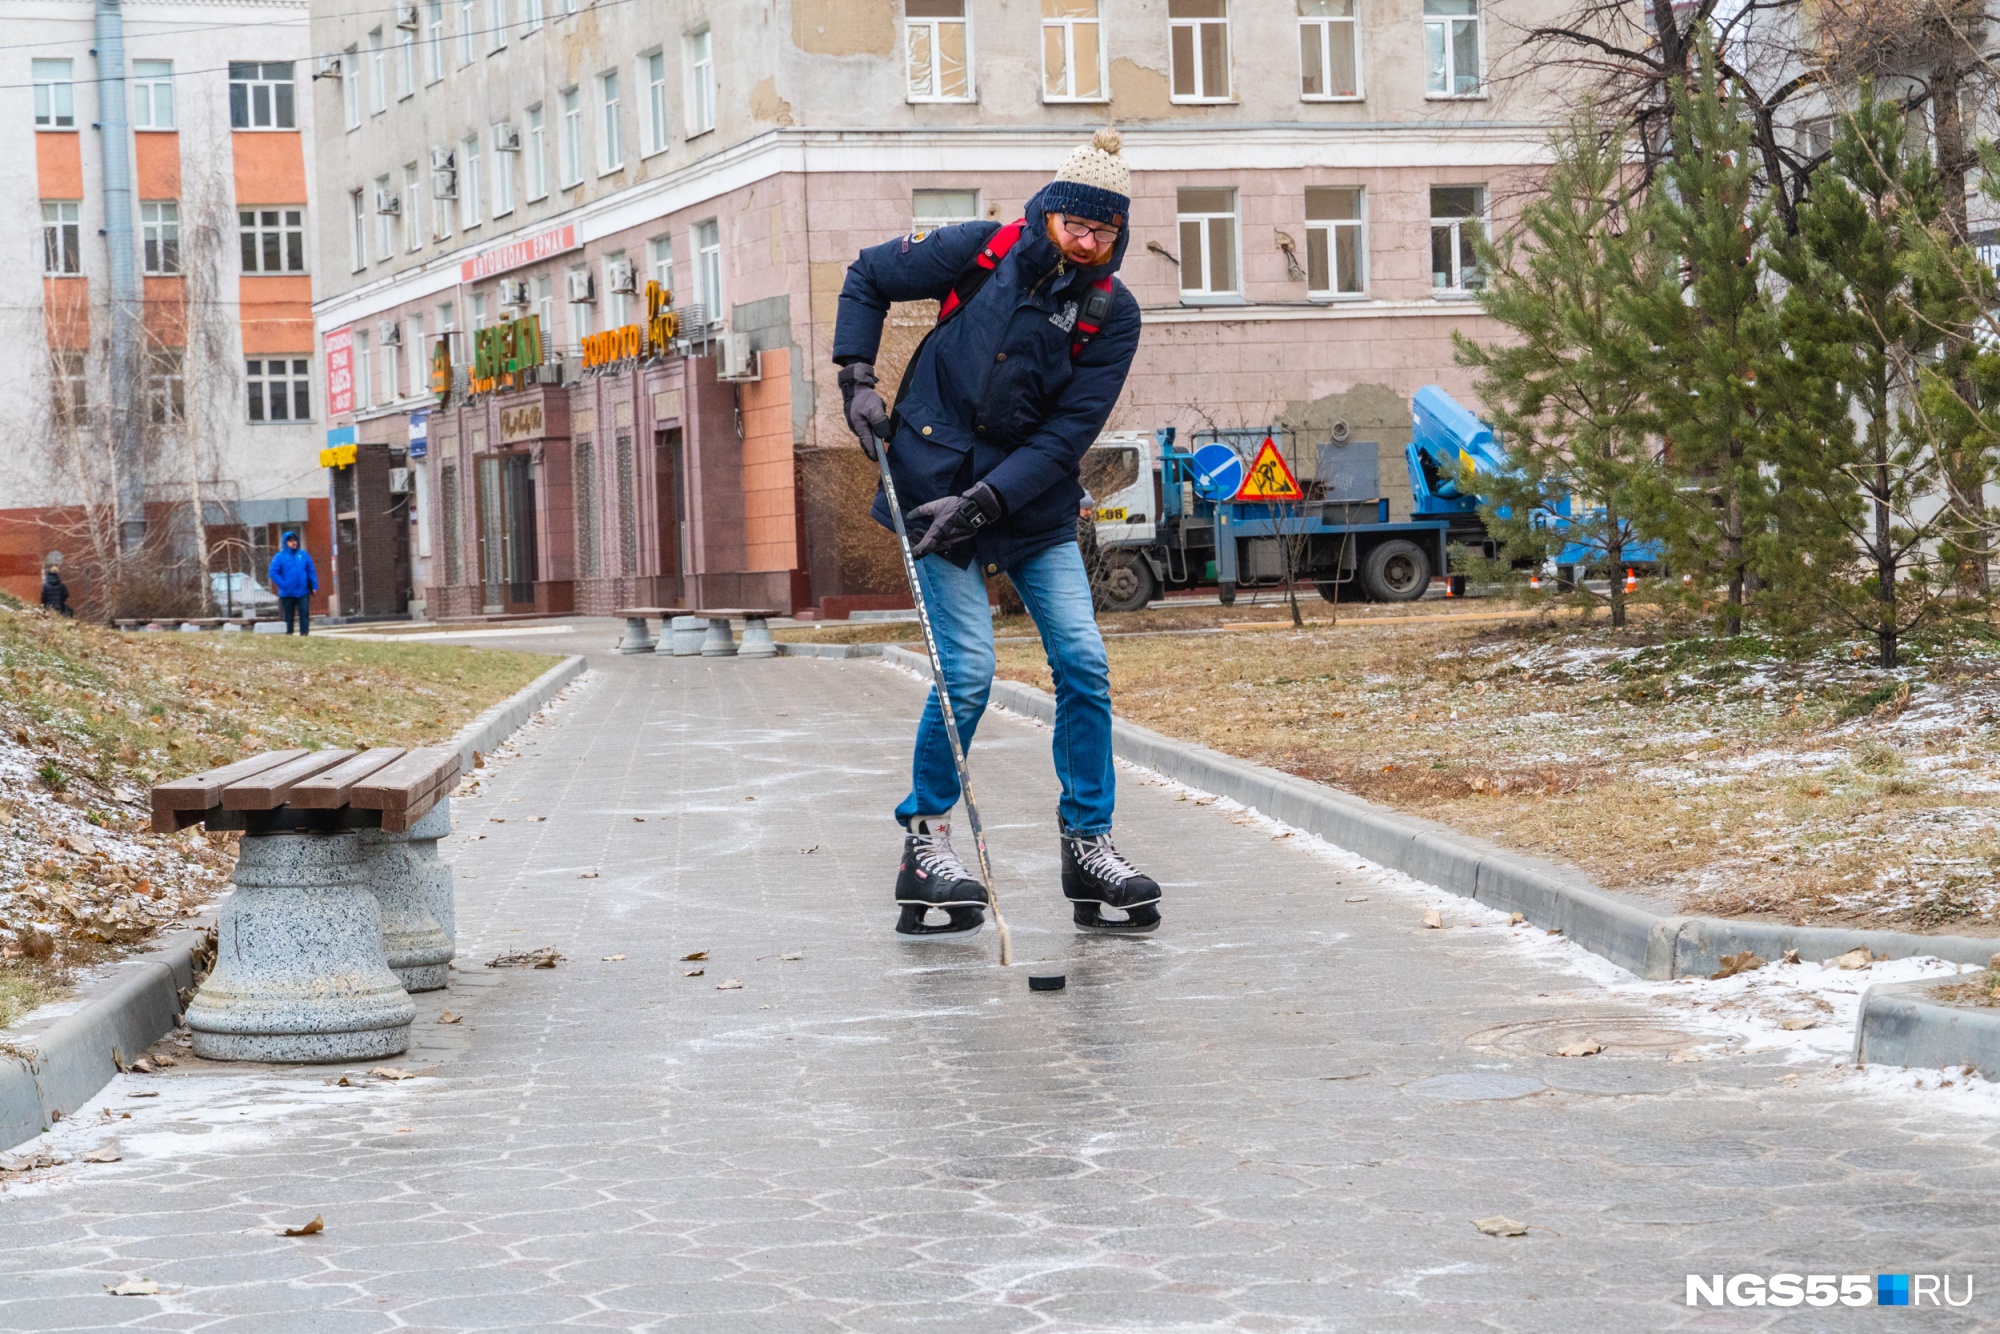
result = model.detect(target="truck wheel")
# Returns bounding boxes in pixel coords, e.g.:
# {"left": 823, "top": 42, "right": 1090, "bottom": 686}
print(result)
{"left": 1314, "top": 580, "right": 1345, "bottom": 604}
{"left": 1217, "top": 581, "right": 1237, "bottom": 607}
{"left": 1095, "top": 551, "right": 1156, "bottom": 614}
{"left": 1360, "top": 540, "right": 1431, "bottom": 602}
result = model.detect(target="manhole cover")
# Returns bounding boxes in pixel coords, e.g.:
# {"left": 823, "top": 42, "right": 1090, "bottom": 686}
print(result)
{"left": 1405, "top": 1073, "right": 1546, "bottom": 1101}
{"left": 1467, "top": 1015, "right": 1742, "bottom": 1060}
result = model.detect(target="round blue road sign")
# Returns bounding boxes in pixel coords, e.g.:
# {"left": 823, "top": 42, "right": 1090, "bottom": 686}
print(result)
{"left": 1192, "top": 443, "right": 1245, "bottom": 501}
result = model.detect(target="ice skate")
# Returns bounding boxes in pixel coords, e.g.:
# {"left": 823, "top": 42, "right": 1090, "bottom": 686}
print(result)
{"left": 894, "top": 817, "right": 988, "bottom": 940}
{"left": 1061, "top": 832, "right": 1161, "bottom": 933}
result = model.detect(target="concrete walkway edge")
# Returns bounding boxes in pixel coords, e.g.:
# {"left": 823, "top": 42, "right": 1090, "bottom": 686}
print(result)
{"left": 0, "top": 651, "right": 588, "bottom": 1152}
{"left": 875, "top": 645, "right": 1996, "bottom": 1071}
{"left": 1856, "top": 979, "right": 2000, "bottom": 1080}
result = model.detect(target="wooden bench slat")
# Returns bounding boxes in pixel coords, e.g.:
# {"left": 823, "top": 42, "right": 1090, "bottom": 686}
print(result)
{"left": 152, "top": 750, "right": 310, "bottom": 812}
{"left": 287, "top": 748, "right": 408, "bottom": 808}
{"left": 693, "top": 608, "right": 783, "bottom": 619}
{"left": 221, "top": 750, "right": 357, "bottom": 810}
{"left": 351, "top": 746, "right": 462, "bottom": 813}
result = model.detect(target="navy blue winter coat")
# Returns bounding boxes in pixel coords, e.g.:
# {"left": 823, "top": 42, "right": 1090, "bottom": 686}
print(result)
{"left": 268, "top": 535, "right": 318, "bottom": 598}
{"left": 833, "top": 186, "right": 1141, "bottom": 571}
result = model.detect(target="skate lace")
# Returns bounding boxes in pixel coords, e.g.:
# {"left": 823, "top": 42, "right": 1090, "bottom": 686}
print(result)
{"left": 1074, "top": 835, "right": 1140, "bottom": 885}
{"left": 913, "top": 826, "right": 974, "bottom": 882}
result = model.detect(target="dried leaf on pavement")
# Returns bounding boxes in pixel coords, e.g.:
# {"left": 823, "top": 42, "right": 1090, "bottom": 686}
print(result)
{"left": 368, "top": 1067, "right": 412, "bottom": 1081}
{"left": 1344, "top": 895, "right": 1368, "bottom": 903}
{"left": 281, "top": 1215, "right": 324, "bottom": 1237}
{"left": 128, "top": 1057, "right": 156, "bottom": 1074}
{"left": 80, "top": 1146, "right": 121, "bottom": 1163}
{"left": 1782, "top": 948, "right": 1801, "bottom": 964}
{"left": 0, "top": 1152, "right": 65, "bottom": 1173}
{"left": 105, "top": 1278, "right": 161, "bottom": 1296}
{"left": 1473, "top": 1216, "right": 1528, "bottom": 1237}
{"left": 486, "top": 947, "right": 563, "bottom": 969}
{"left": 779, "top": 952, "right": 802, "bottom": 961}
{"left": 1508, "top": 912, "right": 1525, "bottom": 925}
{"left": 1711, "top": 951, "right": 1764, "bottom": 980}
{"left": 1781, "top": 1017, "right": 1818, "bottom": 1031}
{"left": 1556, "top": 1038, "right": 1604, "bottom": 1058}
{"left": 577, "top": 870, "right": 599, "bottom": 879}
{"left": 684, "top": 968, "right": 705, "bottom": 977}
{"left": 1422, "top": 909, "right": 1444, "bottom": 929}
{"left": 715, "top": 978, "right": 743, "bottom": 990}
{"left": 602, "top": 953, "right": 626, "bottom": 961}
{"left": 436, "top": 1012, "right": 461, "bottom": 1024}
{"left": 1830, "top": 947, "right": 1874, "bottom": 970}
{"left": 681, "top": 950, "right": 709, "bottom": 961}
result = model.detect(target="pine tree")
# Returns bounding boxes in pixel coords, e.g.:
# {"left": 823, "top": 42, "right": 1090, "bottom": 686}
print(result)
{"left": 1619, "top": 48, "right": 1780, "bottom": 638}
{"left": 1457, "top": 105, "right": 1658, "bottom": 629}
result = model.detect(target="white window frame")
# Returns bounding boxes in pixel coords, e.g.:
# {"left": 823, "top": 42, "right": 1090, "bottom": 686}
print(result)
{"left": 470, "top": 292, "right": 488, "bottom": 329}
{"left": 353, "top": 329, "right": 373, "bottom": 409}
{"left": 33, "top": 60, "right": 75, "bottom": 129}
{"left": 240, "top": 207, "right": 307, "bottom": 273}
{"left": 685, "top": 29, "right": 716, "bottom": 135}
{"left": 230, "top": 62, "right": 297, "bottom": 129}
{"left": 141, "top": 201, "right": 180, "bottom": 275}
{"left": 456, "top": 0, "right": 475, "bottom": 66}
{"left": 568, "top": 267, "right": 594, "bottom": 339}
{"left": 432, "top": 174, "right": 452, "bottom": 242}
{"left": 425, "top": 0, "right": 446, "bottom": 81}
{"left": 1304, "top": 186, "right": 1365, "bottom": 297}
{"left": 397, "top": 27, "right": 416, "bottom": 99}
{"left": 1423, "top": 0, "right": 1483, "bottom": 98}
{"left": 534, "top": 275, "right": 554, "bottom": 342}
{"left": 343, "top": 46, "right": 361, "bottom": 128}
{"left": 559, "top": 87, "right": 584, "bottom": 187}
{"left": 649, "top": 235, "right": 673, "bottom": 299}
{"left": 350, "top": 189, "right": 368, "bottom": 271}
{"left": 694, "top": 218, "right": 722, "bottom": 323}
{"left": 1429, "top": 185, "right": 1487, "bottom": 294}
{"left": 526, "top": 103, "right": 548, "bottom": 199}
{"left": 642, "top": 49, "right": 670, "bottom": 155}
{"left": 1169, "top": 0, "right": 1231, "bottom": 103}
{"left": 460, "top": 133, "right": 482, "bottom": 228}
{"left": 913, "top": 188, "right": 979, "bottom": 231}
{"left": 1175, "top": 187, "right": 1240, "bottom": 302}
{"left": 523, "top": 0, "right": 543, "bottom": 33}
{"left": 1041, "top": 0, "right": 1106, "bottom": 103}
{"left": 436, "top": 301, "right": 457, "bottom": 364}
{"left": 404, "top": 164, "right": 423, "bottom": 250}
{"left": 605, "top": 251, "right": 631, "bottom": 327}
{"left": 147, "top": 347, "right": 186, "bottom": 424}
{"left": 132, "top": 60, "right": 175, "bottom": 129}
{"left": 247, "top": 356, "right": 311, "bottom": 423}
{"left": 43, "top": 201, "right": 81, "bottom": 274}
{"left": 375, "top": 173, "right": 395, "bottom": 259}
{"left": 1298, "top": 0, "right": 1361, "bottom": 101}
{"left": 598, "top": 69, "right": 623, "bottom": 173}
{"left": 406, "top": 313, "right": 427, "bottom": 390}
{"left": 488, "top": 0, "right": 508, "bottom": 51}
{"left": 368, "top": 28, "right": 388, "bottom": 113}
{"left": 492, "top": 137, "right": 515, "bottom": 215}
{"left": 904, "top": 1, "right": 972, "bottom": 103}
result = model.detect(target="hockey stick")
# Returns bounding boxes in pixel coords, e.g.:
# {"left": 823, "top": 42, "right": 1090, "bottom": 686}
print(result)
{"left": 870, "top": 419, "right": 1015, "bottom": 967}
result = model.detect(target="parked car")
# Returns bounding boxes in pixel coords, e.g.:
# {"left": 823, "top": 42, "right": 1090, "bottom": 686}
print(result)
{"left": 210, "top": 571, "right": 280, "bottom": 618}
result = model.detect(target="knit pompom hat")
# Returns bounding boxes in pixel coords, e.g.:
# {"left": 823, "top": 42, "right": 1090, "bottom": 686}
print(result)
{"left": 1043, "top": 127, "right": 1130, "bottom": 225}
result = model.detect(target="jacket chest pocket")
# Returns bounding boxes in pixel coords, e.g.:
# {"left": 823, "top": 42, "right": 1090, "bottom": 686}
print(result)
{"left": 981, "top": 315, "right": 1073, "bottom": 439}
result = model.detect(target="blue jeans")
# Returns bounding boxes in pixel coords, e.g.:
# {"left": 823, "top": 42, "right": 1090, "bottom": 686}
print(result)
{"left": 897, "top": 541, "right": 1114, "bottom": 836}
{"left": 280, "top": 595, "right": 311, "bottom": 635}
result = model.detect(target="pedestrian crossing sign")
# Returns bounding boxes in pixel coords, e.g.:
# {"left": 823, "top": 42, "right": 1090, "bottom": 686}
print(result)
{"left": 1234, "top": 437, "right": 1303, "bottom": 501}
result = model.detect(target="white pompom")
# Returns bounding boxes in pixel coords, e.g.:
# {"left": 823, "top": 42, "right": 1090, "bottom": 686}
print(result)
{"left": 1092, "top": 126, "right": 1122, "bottom": 155}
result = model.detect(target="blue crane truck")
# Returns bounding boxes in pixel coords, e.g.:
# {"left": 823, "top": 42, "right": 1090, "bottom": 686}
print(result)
{"left": 1081, "top": 385, "right": 1506, "bottom": 612}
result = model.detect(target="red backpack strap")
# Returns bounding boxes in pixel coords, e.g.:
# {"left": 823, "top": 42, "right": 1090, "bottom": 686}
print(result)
{"left": 1070, "top": 275, "right": 1116, "bottom": 360}
{"left": 936, "top": 220, "right": 1025, "bottom": 323}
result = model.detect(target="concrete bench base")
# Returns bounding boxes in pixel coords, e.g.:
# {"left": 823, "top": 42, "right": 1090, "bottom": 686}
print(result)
{"left": 358, "top": 800, "right": 455, "bottom": 993}
{"left": 667, "top": 616, "right": 705, "bottom": 656}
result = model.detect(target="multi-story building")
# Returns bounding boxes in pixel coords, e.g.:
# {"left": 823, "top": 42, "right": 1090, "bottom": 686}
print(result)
{"left": 0, "top": 0, "right": 325, "bottom": 616}
{"left": 309, "top": 0, "right": 1563, "bottom": 618}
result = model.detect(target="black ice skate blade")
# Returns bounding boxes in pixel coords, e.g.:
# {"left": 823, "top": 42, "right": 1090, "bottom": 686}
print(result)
{"left": 1072, "top": 903, "right": 1161, "bottom": 934}
{"left": 895, "top": 904, "right": 986, "bottom": 941}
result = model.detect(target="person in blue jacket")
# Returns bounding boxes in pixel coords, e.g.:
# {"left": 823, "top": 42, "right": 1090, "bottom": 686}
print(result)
{"left": 267, "top": 531, "right": 318, "bottom": 636}
{"left": 834, "top": 127, "right": 1161, "bottom": 940}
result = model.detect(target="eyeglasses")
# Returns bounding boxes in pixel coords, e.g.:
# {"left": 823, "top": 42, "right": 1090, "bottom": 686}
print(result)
{"left": 1058, "top": 216, "right": 1122, "bottom": 245}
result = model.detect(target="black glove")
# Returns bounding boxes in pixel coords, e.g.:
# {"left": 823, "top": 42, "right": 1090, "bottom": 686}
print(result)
{"left": 907, "top": 483, "right": 1004, "bottom": 561}
{"left": 837, "top": 362, "right": 888, "bottom": 461}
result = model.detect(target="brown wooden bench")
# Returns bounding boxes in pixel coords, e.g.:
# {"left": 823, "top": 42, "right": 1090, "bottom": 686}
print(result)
{"left": 151, "top": 746, "right": 462, "bottom": 834}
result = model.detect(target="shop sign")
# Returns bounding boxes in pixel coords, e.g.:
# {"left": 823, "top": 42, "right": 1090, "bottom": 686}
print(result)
{"left": 581, "top": 281, "right": 677, "bottom": 370}
{"left": 408, "top": 410, "right": 429, "bottom": 458}
{"left": 499, "top": 401, "right": 545, "bottom": 444}
{"left": 431, "top": 335, "right": 453, "bottom": 406}
{"left": 326, "top": 328, "right": 354, "bottom": 416}
{"left": 471, "top": 314, "right": 543, "bottom": 394}
{"left": 460, "top": 223, "right": 578, "bottom": 283}
{"left": 319, "top": 425, "right": 357, "bottom": 469}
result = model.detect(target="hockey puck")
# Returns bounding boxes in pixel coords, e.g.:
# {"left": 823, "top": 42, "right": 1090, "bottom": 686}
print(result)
{"left": 1028, "top": 973, "right": 1066, "bottom": 992}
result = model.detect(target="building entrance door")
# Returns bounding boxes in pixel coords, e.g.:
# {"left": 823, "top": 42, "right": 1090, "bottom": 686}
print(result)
{"left": 655, "top": 427, "right": 685, "bottom": 603}
{"left": 475, "top": 452, "right": 538, "bottom": 613}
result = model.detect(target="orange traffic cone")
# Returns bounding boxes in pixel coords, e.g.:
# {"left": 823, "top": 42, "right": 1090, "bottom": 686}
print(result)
{"left": 1624, "top": 568, "right": 1637, "bottom": 594}
{"left": 1529, "top": 572, "right": 1542, "bottom": 591}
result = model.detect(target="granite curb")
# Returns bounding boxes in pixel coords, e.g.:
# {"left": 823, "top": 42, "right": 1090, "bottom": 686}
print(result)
{"left": 1856, "top": 980, "right": 2000, "bottom": 1081}
{"left": 0, "top": 652, "right": 588, "bottom": 1152}
{"left": 775, "top": 643, "right": 884, "bottom": 659}
{"left": 877, "top": 646, "right": 1998, "bottom": 1070}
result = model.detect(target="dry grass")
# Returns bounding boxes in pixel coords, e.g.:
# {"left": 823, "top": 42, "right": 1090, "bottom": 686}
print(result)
{"left": 993, "top": 604, "right": 2000, "bottom": 933}
{"left": 1933, "top": 970, "right": 2000, "bottom": 1008}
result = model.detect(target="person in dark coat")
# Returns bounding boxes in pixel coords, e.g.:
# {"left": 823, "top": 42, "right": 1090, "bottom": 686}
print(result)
{"left": 833, "top": 127, "right": 1162, "bottom": 939}
{"left": 39, "top": 566, "right": 71, "bottom": 617}
{"left": 267, "top": 531, "right": 318, "bottom": 635}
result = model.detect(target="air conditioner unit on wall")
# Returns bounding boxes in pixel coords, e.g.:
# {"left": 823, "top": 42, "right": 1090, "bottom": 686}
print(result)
{"left": 395, "top": 2, "right": 420, "bottom": 28}
{"left": 429, "top": 145, "right": 456, "bottom": 171}
{"left": 388, "top": 467, "right": 413, "bottom": 494}
{"left": 499, "top": 279, "right": 530, "bottom": 307}
{"left": 491, "top": 121, "right": 521, "bottom": 151}
{"left": 379, "top": 321, "right": 402, "bottom": 346}
{"left": 605, "top": 259, "right": 637, "bottom": 295}
{"left": 375, "top": 189, "right": 401, "bottom": 215}
{"left": 566, "top": 270, "right": 596, "bottom": 303}
{"left": 715, "top": 332, "right": 760, "bottom": 383}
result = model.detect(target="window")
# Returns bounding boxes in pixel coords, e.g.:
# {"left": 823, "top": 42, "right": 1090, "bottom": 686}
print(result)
{"left": 534, "top": 275, "right": 554, "bottom": 340}
{"left": 375, "top": 174, "right": 395, "bottom": 259}
{"left": 471, "top": 293, "right": 488, "bottom": 328}
{"left": 1424, "top": 0, "right": 1481, "bottom": 96}
{"left": 1429, "top": 185, "right": 1485, "bottom": 291}
{"left": 404, "top": 165, "right": 423, "bottom": 249}
{"left": 240, "top": 208, "right": 307, "bottom": 272}
{"left": 559, "top": 88, "right": 583, "bottom": 187}
{"left": 643, "top": 50, "right": 669, "bottom": 154}
{"left": 353, "top": 330, "right": 373, "bottom": 408}
{"left": 342, "top": 47, "right": 361, "bottom": 128}
{"left": 526, "top": 104, "right": 548, "bottom": 198}
{"left": 695, "top": 219, "right": 722, "bottom": 321}
{"left": 605, "top": 251, "right": 631, "bottom": 326}
{"left": 231, "top": 61, "right": 297, "bottom": 128}
{"left": 568, "top": 268, "right": 595, "bottom": 338}
{"left": 1176, "top": 187, "right": 1238, "bottom": 298}
{"left": 598, "top": 70, "right": 623, "bottom": 172}
{"left": 350, "top": 189, "right": 367, "bottom": 270}
{"left": 686, "top": 29, "right": 716, "bottom": 133}
{"left": 493, "top": 136, "right": 515, "bottom": 215}
{"left": 33, "top": 60, "right": 74, "bottom": 129}
{"left": 433, "top": 164, "right": 453, "bottom": 242}
{"left": 425, "top": 0, "right": 446, "bottom": 81}
{"left": 1299, "top": 0, "right": 1359, "bottom": 99}
{"left": 132, "top": 61, "right": 175, "bottom": 129}
{"left": 406, "top": 313, "right": 426, "bottom": 390}
{"left": 461, "top": 134, "right": 482, "bottom": 227}
{"left": 1169, "top": 0, "right": 1229, "bottom": 102}
{"left": 247, "top": 358, "right": 311, "bottom": 422}
{"left": 1305, "top": 186, "right": 1364, "bottom": 295}
{"left": 649, "top": 235, "right": 673, "bottom": 297}
{"left": 368, "top": 29, "right": 387, "bottom": 112}
{"left": 904, "top": 2, "right": 969, "bottom": 102}
{"left": 1798, "top": 117, "right": 1833, "bottom": 159}
{"left": 436, "top": 301, "right": 458, "bottom": 364}
{"left": 42, "top": 202, "right": 80, "bottom": 275}
{"left": 524, "top": 0, "right": 543, "bottom": 34}
{"left": 381, "top": 332, "right": 399, "bottom": 401}
{"left": 913, "top": 188, "right": 979, "bottom": 230}
{"left": 50, "top": 351, "right": 86, "bottom": 425}
{"left": 488, "top": 0, "right": 508, "bottom": 50}
{"left": 147, "top": 348, "right": 185, "bottom": 424}
{"left": 397, "top": 27, "right": 416, "bottom": 98}
{"left": 457, "top": 0, "right": 475, "bottom": 65}
{"left": 141, "top": 201, "right": 180, "bottom": 275}
{"left": 1041, "top": 0, "right": 1104, "bottom": 102}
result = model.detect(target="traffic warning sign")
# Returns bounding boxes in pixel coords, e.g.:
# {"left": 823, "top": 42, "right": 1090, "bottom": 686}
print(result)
{"left": 1234, "top": 437, "right": 1304, "bottom": 501}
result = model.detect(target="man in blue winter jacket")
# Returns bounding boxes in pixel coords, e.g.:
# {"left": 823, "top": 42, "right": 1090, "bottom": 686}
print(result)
{"left": 267, "top": 531, "right": 318, "bottom": 636}
{"left": 834, "top": 127, "right": 1161, "bottom": 940}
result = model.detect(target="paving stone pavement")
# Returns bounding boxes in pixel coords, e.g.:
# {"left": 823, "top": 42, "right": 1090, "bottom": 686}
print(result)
{"left": 3, "top": 642, "right": 1998, "bottom": 1332}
